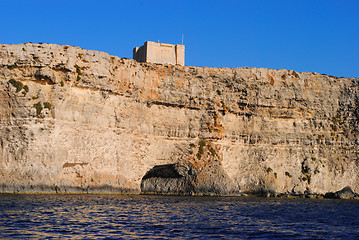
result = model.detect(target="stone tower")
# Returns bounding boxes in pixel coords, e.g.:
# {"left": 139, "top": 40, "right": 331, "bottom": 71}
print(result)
{"left": 133, "top": 41, "right": 185, "bottom": 66}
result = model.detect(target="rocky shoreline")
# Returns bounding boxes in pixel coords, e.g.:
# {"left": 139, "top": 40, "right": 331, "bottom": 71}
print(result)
{"left": 1, "top": 189, "right": 358, "bottom": 200}
{"left": 250, "top": 186, "right": 359, "bottom": 200}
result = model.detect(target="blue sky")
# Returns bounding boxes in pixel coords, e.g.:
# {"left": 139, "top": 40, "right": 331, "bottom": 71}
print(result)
{"left": 1, "top": 0, "right": 358, "bottom": 77}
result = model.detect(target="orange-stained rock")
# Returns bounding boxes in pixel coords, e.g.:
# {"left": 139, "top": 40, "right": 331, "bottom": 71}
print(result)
{"left": 0, "top": 43, "right": 358, "bottom": 195}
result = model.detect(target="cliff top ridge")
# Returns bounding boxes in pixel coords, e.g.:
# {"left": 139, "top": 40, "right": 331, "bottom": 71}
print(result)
{"left": 0, "top": 43, "right": 351, "bottom": 80}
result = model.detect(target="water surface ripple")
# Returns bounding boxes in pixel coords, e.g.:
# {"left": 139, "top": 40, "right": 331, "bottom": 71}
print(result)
{"left": 0, "top": 194, "right": 358, "bottom": 239}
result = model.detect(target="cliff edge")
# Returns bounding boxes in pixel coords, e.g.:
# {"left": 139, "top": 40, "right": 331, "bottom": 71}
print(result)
{"left": 1, "top": 43, "right": 358, "bottom": 197}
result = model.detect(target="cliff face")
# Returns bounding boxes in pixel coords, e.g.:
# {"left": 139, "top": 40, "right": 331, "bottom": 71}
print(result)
{"left": 1, "top": 43, "right": 358, "bottom": 195}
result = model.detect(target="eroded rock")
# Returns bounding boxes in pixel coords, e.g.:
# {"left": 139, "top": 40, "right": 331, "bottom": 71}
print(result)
{"left": 141, "top": 163, "right": 196, "bottom": 195}
{"left": 0, "top": 43, "right": 359, "bottom": 195}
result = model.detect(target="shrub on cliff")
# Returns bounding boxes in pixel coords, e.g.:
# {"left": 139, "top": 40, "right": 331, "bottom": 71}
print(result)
{"left": 44, "top": 102, "right": 52, "bottom": 110}
{"left": 33, "top": 102, "right": 43, "bottom": 115}
{"left": 23, "top": 85, "right": 29, "bottom": 93}
{"left": 8, "top": 79, "right": 23, "bottom": 93}
{"left": 197, "top": 140, "right": 206, "bottom": 160}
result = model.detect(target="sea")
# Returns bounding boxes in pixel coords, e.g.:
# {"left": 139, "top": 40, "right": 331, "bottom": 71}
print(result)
{"left": 0, "top": 194, "right": 358, "bottom": 239}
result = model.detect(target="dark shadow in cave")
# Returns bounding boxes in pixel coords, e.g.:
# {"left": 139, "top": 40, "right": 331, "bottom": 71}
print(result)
{"left": 140, "top": 163, "right": 196, "bottom": 195}
{"left": 142, "top": 164, "right": 183, "bottom": 180}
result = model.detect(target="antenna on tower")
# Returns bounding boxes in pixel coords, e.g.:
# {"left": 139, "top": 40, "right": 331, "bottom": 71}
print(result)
{"left": 182, "top": 34, "right": 184, "bottom": 45}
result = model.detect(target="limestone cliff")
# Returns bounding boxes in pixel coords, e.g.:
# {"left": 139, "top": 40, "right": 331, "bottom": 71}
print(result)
{"left": 1, "top": 43, "right": 358, "bottom": 196}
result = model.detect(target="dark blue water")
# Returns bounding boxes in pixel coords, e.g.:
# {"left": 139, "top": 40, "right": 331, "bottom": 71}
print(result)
{"left": 0, "top": 194, "right": 358, "bottom": 239}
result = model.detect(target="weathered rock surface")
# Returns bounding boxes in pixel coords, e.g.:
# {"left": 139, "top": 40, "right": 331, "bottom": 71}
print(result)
{"left": 0, "top": 43, "right": 358, "bottom": 196}
{"left": 141, "top": 163, "right": 197, "bottom": 195}
{"left": 324, "top": 186, "right": 356, "bottom": 199}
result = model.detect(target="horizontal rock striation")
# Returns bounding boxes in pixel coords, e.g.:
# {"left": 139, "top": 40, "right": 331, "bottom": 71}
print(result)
{"left": 0, "top": 43, "right": 359, "bottom": 197}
